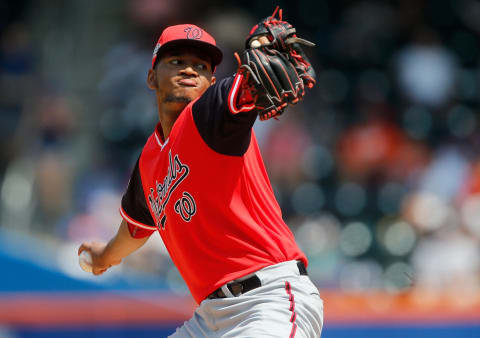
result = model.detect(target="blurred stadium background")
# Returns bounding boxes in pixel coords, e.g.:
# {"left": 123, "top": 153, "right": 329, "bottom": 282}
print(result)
{"left": 1, "top": 0, "right": 479, "bottom": 337}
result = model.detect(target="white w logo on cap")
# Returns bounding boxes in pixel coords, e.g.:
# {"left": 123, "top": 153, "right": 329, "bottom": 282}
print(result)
{"left": 184, "top": 26, "right": 203, "bottom": 40}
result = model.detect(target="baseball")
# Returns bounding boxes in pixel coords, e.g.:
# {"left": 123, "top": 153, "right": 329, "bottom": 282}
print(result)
{"left": 250, "top": 39, "right": 261, "bottom": 48}
{"left": 79, "top": 251, "right": 93, "bottom": 273}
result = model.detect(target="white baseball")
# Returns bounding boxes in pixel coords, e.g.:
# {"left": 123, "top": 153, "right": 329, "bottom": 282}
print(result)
{"left": 250, "top": 40, "right": 261, "bottom": 48}
{"left": 79, "top": 251, "right": 93, "bottom": 273}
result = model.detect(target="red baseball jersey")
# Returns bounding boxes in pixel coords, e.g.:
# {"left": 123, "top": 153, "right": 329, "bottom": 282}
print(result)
{"left": 120, "top": 76, "right": 307, "bottom": 304}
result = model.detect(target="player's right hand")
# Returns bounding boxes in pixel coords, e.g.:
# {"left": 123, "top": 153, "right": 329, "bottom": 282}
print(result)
{"left": 78, "top": 241, "right": 122, "bottom": 276}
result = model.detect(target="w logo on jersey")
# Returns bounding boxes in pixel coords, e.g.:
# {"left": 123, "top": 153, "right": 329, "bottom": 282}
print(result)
{"left": 175, "top": 191, "right": 197, "bottom": 222}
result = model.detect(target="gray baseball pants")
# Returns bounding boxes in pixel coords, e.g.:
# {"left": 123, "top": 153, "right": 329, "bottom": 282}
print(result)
{"left": 169, "top": 260, "right": 324, "bottom": 337}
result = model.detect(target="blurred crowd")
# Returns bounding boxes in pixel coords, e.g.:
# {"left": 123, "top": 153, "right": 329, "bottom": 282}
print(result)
{"left": 0, "top": 0, "right": 479, "bottom": 297}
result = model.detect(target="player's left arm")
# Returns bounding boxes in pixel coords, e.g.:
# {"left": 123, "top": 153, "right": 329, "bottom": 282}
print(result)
{"left": 192, "top": 76, "right": 258, "bottom": 156}
{"left": 192, "top": 7, "right": 315, "bottom": 156}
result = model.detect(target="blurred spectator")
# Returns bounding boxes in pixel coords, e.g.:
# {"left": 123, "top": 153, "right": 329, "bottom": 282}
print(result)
{"left": 395, "top": 27, "right": 457, "bottom": 108}
{"left": 1, "top": 93, "right": 78, "bottom": 233}
{"left": 411, "top": 228, "right": 479, "bottom": 293}
{"left": 332, "top": 1, "right": 397, "bottom": 65}
{"left": 0, "top": 23, "right": 33, "bottom": 177}
{"left": 337, "top": 115, "right": 405, "bottom": 181}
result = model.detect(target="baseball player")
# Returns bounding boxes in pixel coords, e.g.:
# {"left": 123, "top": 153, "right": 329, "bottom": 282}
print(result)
{"left": 79, "top": 7, "right": 323, "bottom": 337}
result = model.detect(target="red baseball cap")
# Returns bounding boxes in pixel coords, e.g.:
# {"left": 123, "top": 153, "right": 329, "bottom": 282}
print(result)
{"left": 151, "top": 24, "right": 223, "bottom": 69}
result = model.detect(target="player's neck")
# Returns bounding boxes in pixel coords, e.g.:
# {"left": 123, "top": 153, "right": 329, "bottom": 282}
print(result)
{"left": 158, "top": 105, "right": 185, "bottom": 139}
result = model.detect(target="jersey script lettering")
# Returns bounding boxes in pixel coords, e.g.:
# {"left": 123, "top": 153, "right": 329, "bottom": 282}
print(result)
{"left": 148, "top": 150, "right": 190, "bottom": 229}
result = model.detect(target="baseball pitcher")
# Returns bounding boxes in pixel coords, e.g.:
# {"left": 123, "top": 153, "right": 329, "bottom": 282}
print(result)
{"left": 79, "top": 7, "right": 323, "bottom": 337}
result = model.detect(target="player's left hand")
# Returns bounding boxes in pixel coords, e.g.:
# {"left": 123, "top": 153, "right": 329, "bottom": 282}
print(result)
{"left": 247, "top": 7, "right": 316, "bottom": 89}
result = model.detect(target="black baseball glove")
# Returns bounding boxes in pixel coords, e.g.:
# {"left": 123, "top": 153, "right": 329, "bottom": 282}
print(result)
{"left": 235, "top": 7, "right": 316, "bottom": 121}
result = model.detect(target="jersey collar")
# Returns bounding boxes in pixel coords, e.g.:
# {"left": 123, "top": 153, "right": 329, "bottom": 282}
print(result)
{"left": 154, "top": 123, "right": 169, "bottom": 150}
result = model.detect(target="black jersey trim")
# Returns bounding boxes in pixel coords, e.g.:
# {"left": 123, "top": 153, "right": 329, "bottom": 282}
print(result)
{"left": 192, "top": 76, "right": 257, "bottom": 156}
{"left": 119, "top": 207, "right": 157, "bottom": 230}
{"left": 121, "top": 158, "right": 156, "bottom": 228}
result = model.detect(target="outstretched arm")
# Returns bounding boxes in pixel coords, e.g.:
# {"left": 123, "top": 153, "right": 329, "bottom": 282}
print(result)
{"left": 192, "top": 7, "right": 316, "bottom": 156}
{"left": 78, "top": 219, "right": 150, "bottom": 275}
{"left": 232, "top": 6, "right": 316, "bottom": 121}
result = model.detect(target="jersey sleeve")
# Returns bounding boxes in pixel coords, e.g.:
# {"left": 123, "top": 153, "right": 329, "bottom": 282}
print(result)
{"left": 192, "top": 76, "right": 258, "bottom": 156}
{"left": 120, "top": 158, "right": 157, "bottom": 238}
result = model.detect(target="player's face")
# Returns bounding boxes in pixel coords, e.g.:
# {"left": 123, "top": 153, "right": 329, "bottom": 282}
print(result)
{"left": 148, "top": 48, "right": 215, "bottom": 107}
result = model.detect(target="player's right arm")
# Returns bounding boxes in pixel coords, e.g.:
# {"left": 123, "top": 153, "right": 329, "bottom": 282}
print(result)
{"left": 77, "top": 157, "right": 157, "bottom": 275}
{"left": 78, "top": 219, "right": 150, "bottom": 275}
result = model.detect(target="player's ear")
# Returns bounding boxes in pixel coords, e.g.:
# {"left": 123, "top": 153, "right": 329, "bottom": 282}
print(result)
{"left": 210, "top": 76, "right": 216, "bottom": 85}
{"left": 147, "top": 69, "right": 158, "bottom": 90}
